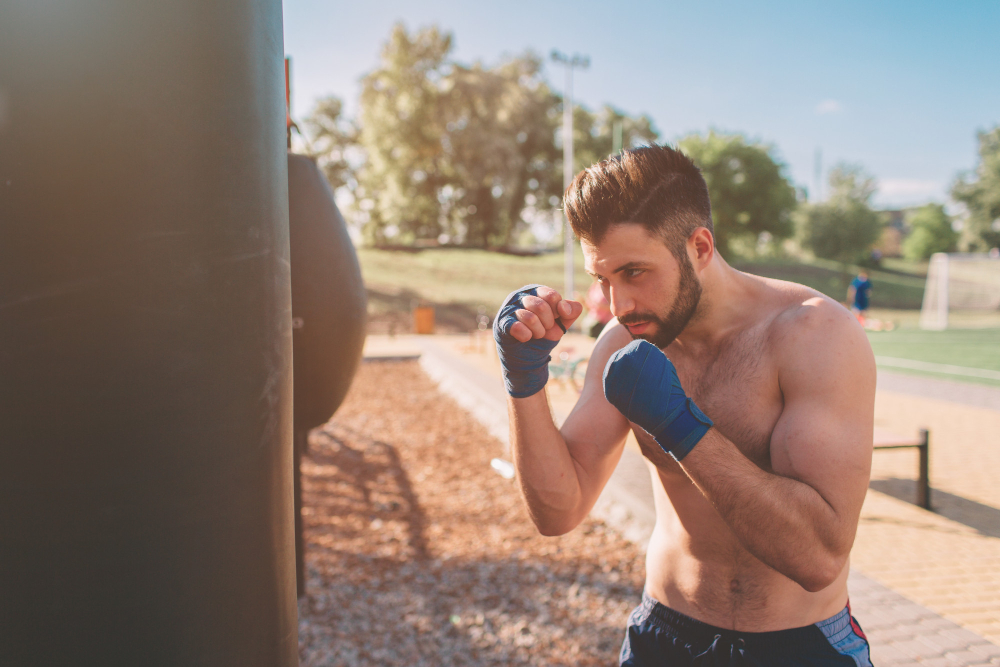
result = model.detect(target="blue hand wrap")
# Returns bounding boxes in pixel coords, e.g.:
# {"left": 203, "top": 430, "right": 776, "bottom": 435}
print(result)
{"left": 493, "top": 284, "right": 566, "bottom": 398}
{"left": 603, "top": 339, "right": 713, "bottom": 461}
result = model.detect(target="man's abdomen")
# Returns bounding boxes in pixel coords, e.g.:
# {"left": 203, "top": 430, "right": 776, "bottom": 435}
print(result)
{"left": 643, "top": 471, "right": 850, "bottom": 632}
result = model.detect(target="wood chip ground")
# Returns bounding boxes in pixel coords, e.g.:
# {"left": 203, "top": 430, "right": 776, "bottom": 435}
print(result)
{"left": 298, "top": 361, "right": 645, "bottom": 666}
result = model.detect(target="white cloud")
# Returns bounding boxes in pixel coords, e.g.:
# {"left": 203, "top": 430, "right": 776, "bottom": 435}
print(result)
{"left": 815, "top": 99, "right": 843, "bottom": 115}
{"left": 878, "top": 179, "right": 943, "bottom": 198}
{"left": 875, "top": 179, "right": 945, "bottom": 208}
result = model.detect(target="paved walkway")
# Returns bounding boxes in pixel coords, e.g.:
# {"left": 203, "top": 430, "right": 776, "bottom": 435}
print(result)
{"left": 363, "top": 334, "right": 1000, "bottom": 665}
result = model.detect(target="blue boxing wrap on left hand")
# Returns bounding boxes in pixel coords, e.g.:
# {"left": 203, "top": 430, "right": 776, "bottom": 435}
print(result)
{"left": 494, "top": 284, "right": 566, "bottom": 398}
{"left": 603, "top": 339, "right": 713, "bottom": 461}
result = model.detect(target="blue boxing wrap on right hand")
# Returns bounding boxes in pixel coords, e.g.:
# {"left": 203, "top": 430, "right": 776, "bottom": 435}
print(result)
{"left": 493, "top": 284, "right": 566, "bottom": 398}
{"left": 603, "top": 339, "right": 713, "bottom": 461}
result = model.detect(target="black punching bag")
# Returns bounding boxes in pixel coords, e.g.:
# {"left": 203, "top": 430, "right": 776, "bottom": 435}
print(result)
{"left": 288, "top": 154, "right": 367, "bottom": 432}
{"left": 0, "top": 3, "right": 298, "bottom": 666}
{"left": 287, "top": 154, "right": 367, "bottom": 596}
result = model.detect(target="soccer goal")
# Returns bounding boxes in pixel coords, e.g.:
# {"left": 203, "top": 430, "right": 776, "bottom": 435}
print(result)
{"left": 919, "top": 252, "right": 1000, "bottom": 330}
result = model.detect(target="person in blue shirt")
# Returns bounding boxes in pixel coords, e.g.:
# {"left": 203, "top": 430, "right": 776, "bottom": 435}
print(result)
{"left": 847, "top": 271, "right": 872, "bottom": 323}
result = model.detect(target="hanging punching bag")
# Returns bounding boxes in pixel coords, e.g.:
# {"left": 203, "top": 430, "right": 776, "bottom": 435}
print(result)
{"left": 287, "top": 153, "right": 367, "bottom": 597}
{"left": 0, "top": 2, "right": 297, "bottom": 665}
{"left": 288, "top": 153, "right": 367, "bottom": 433}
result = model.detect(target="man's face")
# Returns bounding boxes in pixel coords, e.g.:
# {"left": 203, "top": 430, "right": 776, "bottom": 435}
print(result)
{"left": 582, "top": 223, "right": 702, "bottom": 349}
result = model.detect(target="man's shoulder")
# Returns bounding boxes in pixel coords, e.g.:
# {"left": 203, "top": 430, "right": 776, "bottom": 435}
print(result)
{"left": 766, "top": 288, "right": 870, "bottom": 367}
{"left": 761, "top": 288, "right": 875, "bottom": 401}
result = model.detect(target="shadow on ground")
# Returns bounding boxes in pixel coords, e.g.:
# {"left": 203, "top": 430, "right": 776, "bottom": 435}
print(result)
{"left": 366, "top": 286, "right": 480, "bottom": 335}
{"left": 307, "top": 424, "right": 429, "bottom": 560}
{"left": 298, "top": 420, "right": 634, "bottom": 667}
{"left": 870, "top": 477, "right": 1000, "bottom": 538}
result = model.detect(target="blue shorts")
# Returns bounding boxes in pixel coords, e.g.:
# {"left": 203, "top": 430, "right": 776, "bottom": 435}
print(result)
{"left": 621, "top": 593, "right": 873, "bottom": 666}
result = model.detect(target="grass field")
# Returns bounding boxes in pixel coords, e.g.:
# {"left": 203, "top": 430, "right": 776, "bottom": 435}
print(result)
{"left": 731, "top": 258, "right": 927, "bottom": 310}
{"left": 358, "top": 247, "right": 594, "bottom": 333}
{"left": 359, "top": 246, "right": 927, "bottom": 322}
{"left": 867, "top": 327, "right": 1000, "bottom": 387}
{"left": 358, "top": 247, "right": 1000, "bottom": 385}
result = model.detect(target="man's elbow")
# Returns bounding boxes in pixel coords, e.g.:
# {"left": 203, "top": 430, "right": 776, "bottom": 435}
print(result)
{"left": 536, "top": 523, "right": 571, "bottom": 537}
{"left": 793, "top": 552, "right": 848, "bottom": 593}
{"left": 531, "top": 511, "right": 586, "bottom": 537}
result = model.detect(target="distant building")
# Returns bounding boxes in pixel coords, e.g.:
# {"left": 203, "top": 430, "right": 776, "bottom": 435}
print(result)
{"left": 875, "top": 209, "right": 910, "bottom": 258}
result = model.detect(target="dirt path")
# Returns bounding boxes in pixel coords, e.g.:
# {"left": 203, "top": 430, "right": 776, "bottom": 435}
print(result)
{"left": 298, "top": 361, "right": 646, "bottom": 666}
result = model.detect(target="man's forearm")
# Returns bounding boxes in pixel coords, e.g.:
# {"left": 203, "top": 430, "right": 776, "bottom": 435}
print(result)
{"left": 508, "top": 393, "right": 589, "bottom": 536}
{"left": 679, "top": 429, "right": 852, "bottom": 592}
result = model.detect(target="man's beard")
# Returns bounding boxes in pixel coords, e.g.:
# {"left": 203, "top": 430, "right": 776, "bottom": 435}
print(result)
{"left": 619, "top": 254, "right": 702, "bottom": 349}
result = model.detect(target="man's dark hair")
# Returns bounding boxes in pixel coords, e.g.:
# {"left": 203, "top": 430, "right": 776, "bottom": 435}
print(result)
{"left": 564, "top": 144, "right": 713, "bottom": 259}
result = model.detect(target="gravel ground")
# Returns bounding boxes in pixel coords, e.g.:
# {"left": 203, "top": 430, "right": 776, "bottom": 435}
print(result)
{"left": 298, "top": 361, "right": 645, "bottom": 666}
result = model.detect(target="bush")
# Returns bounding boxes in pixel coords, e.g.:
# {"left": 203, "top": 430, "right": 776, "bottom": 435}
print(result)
{"left": 902, "top": 203, "right": 957, "bottom": 260}
{"left": 799, "top": 200, "right": 883, "bottom": 264}
{"left": 799, "top": 164, "right": 883, "bottom": 264}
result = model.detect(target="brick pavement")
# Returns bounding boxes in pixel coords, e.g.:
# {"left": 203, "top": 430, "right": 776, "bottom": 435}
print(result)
{"left": 849, "top": 570, "right": 1000, "bottom": 666}
{"left": 855, "top": 387, "right": 1000, "bottom": 645}
{"left": 365, "top": 334, "right": 1000, "bottom": 664}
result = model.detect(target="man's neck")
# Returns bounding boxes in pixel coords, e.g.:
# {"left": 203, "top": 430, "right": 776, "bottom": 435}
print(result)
{"left": 673, "top": 255, "right": 759, "bottom": 355}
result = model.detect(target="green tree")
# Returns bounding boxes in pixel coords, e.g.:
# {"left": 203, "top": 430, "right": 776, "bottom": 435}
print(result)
{"left": 302, "top": 96, "right": 357, "bottom": 191}
{"left": 353, "top": 24, "right": 564, "bottom": 248}
{"left": 438, "top": 54, "right": 562, "bottom": 247}
{"left": 799, "top": 164, "right": 883, "bottom": 263}
{"left": 951, "top": 126, "right": 1000, "bottom": 250}
{"left": 355, "top": 24, "right": 452, "bottom": 245}
{"left": 572, "top": 105, "right": 658, "bottom": 171}
{"left": 902, "top": 203, "right": 957, "bottom": 260}
{"left": 678, "top": 131, "right": 797, "bottom": 258}
{"left": 351, "top": 23, "right": 660, "bottom": 249}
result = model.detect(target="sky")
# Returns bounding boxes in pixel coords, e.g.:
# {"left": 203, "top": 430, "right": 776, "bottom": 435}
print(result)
{"left": 282, "top": 0, "right": 1000, "bottom": 210}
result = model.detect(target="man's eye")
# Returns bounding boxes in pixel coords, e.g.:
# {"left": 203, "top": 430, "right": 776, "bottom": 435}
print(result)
{"left": 626, "top": 269, "right": 643, "bottom": 278}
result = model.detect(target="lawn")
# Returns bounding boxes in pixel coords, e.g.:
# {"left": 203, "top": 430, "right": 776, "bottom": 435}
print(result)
{"left": 358, "top": 247, "right": 595, "bottom": 333}
{"left": 867, "top": 327, "right": 1000, "bottom": 388}
{"left": 358, "top": 246, "right": 929, "bottom": 332}
{"left": 732, "top": 257, "right": 927, "bottom": 310}
{"left": 358, "top": 247, "right": 1000, "bottom": 387}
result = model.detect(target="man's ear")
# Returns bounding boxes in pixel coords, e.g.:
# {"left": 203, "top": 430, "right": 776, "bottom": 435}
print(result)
{"left": 688, "top": 227, "right": 715, "bottom": 270}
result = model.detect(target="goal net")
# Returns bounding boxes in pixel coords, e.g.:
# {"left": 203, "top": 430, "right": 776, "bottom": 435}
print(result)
{"left": 919, "top": 252, "right": 1000, "bottom": 330}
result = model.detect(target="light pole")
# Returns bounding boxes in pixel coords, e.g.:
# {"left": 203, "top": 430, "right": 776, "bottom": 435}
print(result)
{"left": 551, "top": 50, "right": 589, "bottom": 307}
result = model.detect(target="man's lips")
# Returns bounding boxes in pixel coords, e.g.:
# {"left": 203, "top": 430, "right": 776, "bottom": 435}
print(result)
{"left": 624, "top": 321, "right": 651, "bottom": 335}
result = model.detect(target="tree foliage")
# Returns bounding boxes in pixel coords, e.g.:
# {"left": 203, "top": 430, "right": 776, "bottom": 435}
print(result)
{"left": 677, "top": 131, "right": 797, "bottom": 258}
{"left": 951, "top": 126, "right": 1000, "bottom": 251}
{"left": 302, "top": 96, "right": 357, "bottom": 191}
{"left": 571, "top": 105, "right": 658, "bottom": 172}
{"left": 304, "top": 24, "right": 658, "bottom": 249}
{"left": 437, "top": 55, "right": 561, "bottom": 247}
{"left": 799, "top": 164, "right": 883, "bottom": 264}
{"left": 345, "top": 24, "right": 571, "bottom": 247}
{"left": 354, "top": 24, "right": 452, "bottom": 245}
{"left": 902, "top": 203, "right": 957, "bottom": 260}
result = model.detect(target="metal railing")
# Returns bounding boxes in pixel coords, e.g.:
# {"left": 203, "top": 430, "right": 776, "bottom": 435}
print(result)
{"left": 873, "top": 427, "right": 930, "bottom": 510}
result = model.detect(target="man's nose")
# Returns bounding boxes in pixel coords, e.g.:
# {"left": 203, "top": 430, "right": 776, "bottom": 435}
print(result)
{"left": 608, "top": 286, "right": 633, "bottom": 317}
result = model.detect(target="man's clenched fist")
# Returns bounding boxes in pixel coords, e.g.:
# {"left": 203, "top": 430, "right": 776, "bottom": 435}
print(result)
{"left": 603, "top": 339, "right": 713, "bottom": 461}
{"left": 493, "top": 285, "right": 582, "bottom": 398}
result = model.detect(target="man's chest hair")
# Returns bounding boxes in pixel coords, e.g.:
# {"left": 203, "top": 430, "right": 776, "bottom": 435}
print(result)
{"left": 669, "top": 329, "right": 781, "bottom": 469}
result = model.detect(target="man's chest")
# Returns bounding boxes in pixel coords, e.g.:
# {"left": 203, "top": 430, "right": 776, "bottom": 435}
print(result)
{"left": 633, "top": 342, "right": 783, "bottom": 471}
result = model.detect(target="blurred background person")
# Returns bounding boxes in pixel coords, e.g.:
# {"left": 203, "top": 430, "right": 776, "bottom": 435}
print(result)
{"left": 847, "top": 271, "right": 873, "bottom": 324}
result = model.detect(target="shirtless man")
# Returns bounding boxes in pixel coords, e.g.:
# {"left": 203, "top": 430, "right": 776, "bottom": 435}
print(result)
{"left": 493, "top": 146, "right": 876, "bottom": 665}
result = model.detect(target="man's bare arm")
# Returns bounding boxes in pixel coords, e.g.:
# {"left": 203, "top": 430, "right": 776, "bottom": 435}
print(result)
{"left": 510, "top": 324, "right": 632, "bottom": 535}
{"left": 676, "top": 299, "right": 875, "bottom": 591}
{"left": 494, "top": 285, "right": 631, "bottom": 536}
